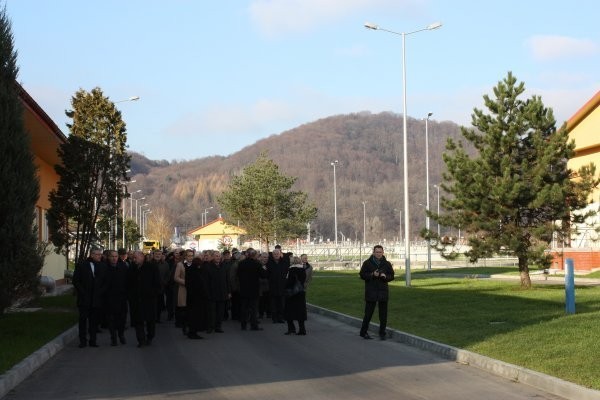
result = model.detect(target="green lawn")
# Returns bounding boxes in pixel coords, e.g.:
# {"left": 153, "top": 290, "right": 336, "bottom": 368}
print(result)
{"left": 0, "top": 292, "right": 77, "bottom": 375}
{"left": 307, "top": 270, "right": 600, "bottom": 390}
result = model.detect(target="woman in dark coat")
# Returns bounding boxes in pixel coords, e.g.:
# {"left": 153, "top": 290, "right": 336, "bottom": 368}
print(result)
{"left": 283, "top": 256, "right": 307, "bottom": 335}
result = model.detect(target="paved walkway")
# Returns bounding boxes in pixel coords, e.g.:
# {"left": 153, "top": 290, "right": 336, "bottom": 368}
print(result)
{"left": 3, "top": 309, "right": 593, "bottom": 400}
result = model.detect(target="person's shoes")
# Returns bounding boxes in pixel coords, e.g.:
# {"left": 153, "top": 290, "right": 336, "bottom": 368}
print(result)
{"left": 89, "top": 341, "right": 99, "bottom": 347}
{"left": 277, "top": 320, "right": 286, "bottom": 324}
{"left": 78, "top": 342, "right": 87, "bottom": 348}
{"left": 379, "top": 334, "right": 387, "bottom": 341}
{"left": 119, "top": 335, "right": 127, "bottom": 345}
{"left": 360, "top": 333, "right": 373, "bottom": 340}
{"left": 111, "top": 337, "right": 118, "bottom": 346}
{"left": 206, "top": 329, "right": 213, "bottom": 334}
{"left": 188, "top": 332, "right": 203, "bottom": 339}
{"left": 284, "top": 331, "right": 296, "bottom": 335}
{"left": 250, "top": 326, "right": 263, "bottom": 331}
{"left": 137, "top": 342, "right": 145, "bottom": 348}
{"left": 215, "top": 329, "right": 224, "bottom": 333}
{"left": 146, "top": 339, "right": 152, "bottom": 346}
{"left": 298, "top": 330, "right": 306, "bottom": 335}
{"left": 241, "top": 324, "right": 247, "bottom": 331}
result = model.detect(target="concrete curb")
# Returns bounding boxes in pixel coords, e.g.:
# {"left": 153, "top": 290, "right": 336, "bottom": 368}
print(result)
{"left": 0, "top": 325, "right": 77, "bottom": 399}
{"left": 307, "top": 304, "right": 600, "bottom": 400}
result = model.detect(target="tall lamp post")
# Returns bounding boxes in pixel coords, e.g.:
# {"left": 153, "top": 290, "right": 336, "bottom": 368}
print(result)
{"left": 433, "top": 184, "right": 441, "bottom": 237}
{"left": 425, "top": 112, "right": 433, "bottom": 270}
{"left": 142, "top": 209, "right": 152, "bottom": 238}
{"left": 134, "top": 197, "right": 146, "bottom": 225}
{"left": 331, "top": 160, "right": 339, "bottom": 246}
{"left": 130, "top": 190, "right": 142, "bottom": 218}
{"left": 365, "top": 21, "right": 442, "bottom": 287}
{"left": 203, "top": 206, "right": 214, "bottom": 225}
{"left": 122, "top": 180, "right": 136, "bottom": 249}
{"left": 362, "top": 201, "right": 367, "bottom": 244}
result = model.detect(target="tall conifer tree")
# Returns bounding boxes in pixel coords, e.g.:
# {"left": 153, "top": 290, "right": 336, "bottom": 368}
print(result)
{"left": 48, "top": 88, "right": 130, "bottom": 263}
{"left": 0, "top": 7, "right": 43, "bottom": 313}
{"left": 433, "top": 73, "right": 598, "bottom": 287}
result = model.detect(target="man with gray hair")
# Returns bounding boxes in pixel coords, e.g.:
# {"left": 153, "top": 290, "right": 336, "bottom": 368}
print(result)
{"left": 266, "top": 248, "right": 289, "bottom": 323}
{"left": 128, "top": 250, "right": 161, "bottom": 347}
{"left": 73, "top": 248, "right": 107, "bottom": 348}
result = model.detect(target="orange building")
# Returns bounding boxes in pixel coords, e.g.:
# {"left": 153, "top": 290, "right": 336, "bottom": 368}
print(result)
{"left": 18, "top": 83, "right": 68, "bottom": 282}
{"left": 549, "top": 90, "right": 600, "bottom": 271}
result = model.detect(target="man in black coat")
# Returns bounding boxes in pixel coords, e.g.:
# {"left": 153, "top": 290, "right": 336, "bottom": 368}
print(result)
{"left": 185, "top": 256, "right": 208, "bottom": 339}
{"left": 105, "top": 250, "right": 129, "bottom": 346}
{"left": 236, "top": 248, "right": 265, "bottom": 331}
{"left": 359, "top": 245, "right": 395, "bottom": 340}
{"left": 205, "top": 251, "right": 231, "bottom": 333}
{"left": 73, "top": 248, "right": 107, "bottom": 348}
{"left": 266, "top": 248, "right": 289, "bottom": 323}
{"left": 127, "top": 251, "right": 161, "bottom": 347}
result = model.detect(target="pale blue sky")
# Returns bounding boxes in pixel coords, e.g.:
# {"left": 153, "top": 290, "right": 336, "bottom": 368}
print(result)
{"left": 6, "top": 0, "right": 600, "bottom": 161}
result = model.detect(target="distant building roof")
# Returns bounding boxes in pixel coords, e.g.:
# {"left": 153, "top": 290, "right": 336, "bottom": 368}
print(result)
{"left": 187, "top": 217, "right": 246, "bottom": 236}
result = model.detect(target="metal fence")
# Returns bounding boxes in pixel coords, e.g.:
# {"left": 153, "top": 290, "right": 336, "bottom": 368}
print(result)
{"left": 280, "top": 243, "right": 518, "bottom": 270}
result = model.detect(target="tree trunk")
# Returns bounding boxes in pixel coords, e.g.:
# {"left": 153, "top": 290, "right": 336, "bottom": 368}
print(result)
{"left": 518, "top": 256, "right": 532, "bottom": 289}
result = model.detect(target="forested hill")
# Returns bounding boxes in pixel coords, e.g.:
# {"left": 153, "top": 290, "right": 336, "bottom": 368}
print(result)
{"left": 129, "top": 111, "right": 465, "bottom": 242}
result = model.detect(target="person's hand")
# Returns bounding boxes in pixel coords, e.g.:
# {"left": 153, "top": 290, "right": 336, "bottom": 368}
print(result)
{"left": 380, "top": 273, "right": 386, "bottom": 279}
{"left": 374, "top": 270, "right": 380, "bottom": 277}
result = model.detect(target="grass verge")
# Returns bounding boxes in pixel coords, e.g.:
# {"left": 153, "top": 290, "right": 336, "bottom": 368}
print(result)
{"left": 0, "top": 291, "right": 77, "bottom": 375}
{"left": 308, "top": 270, "right": 600, "bottom": 390}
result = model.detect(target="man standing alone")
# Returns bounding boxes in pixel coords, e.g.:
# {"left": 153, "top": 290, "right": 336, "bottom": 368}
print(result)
{"left": 73, "top": 248, "right": 107, "bottom": 348}
{"left": 359, "top": 245, "right": 394, "bottom": 340}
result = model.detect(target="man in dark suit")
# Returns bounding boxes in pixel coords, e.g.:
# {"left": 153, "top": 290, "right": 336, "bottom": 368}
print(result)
{"left": 236, "top": 248, "right": 265, "bottom": 331}
{"left": 127, "top": 250, "right": 161, "bottom": 347}
{"left": 73, "top": 247, "right": 108, "bottom": 348}
{"left": 105, "top": 250, "right": 129, "bottom": 346}
{"left": 266, "top": 248, "right": 289, "bottom": 323}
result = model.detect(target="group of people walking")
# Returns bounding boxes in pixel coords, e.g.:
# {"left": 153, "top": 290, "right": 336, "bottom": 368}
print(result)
{"left": 72, "top": 244, "right": 314, "bottom": 348}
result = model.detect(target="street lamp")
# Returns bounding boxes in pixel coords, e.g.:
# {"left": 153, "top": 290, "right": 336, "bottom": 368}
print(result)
{"left": 433, "top": 184, "right": 441, "bottom": 237}
{"left": 114, "top": 96, "right": 140, "bottom": 104}
{"left": 122, "top": 180, "right": 136, "bottom": 248}
{"left": 130, "top": 190, "right": 142, "bottom": 219}
{"left": 425, "top": 112, "right": 433, "bottom": 270}
{"left": 134, "top": 197, "right": 146, "bottom": 225}
{"left": 365, "top": 21, "right": 442, "bottom": 287}
{"left": 142, "top": 209, "right": 152, "bottom": 237}
{"left": 203, "top": 206, "right": 214, "bottom": 225}
{"left": 394, "top": 208, "right": 402, "bottom": 244}
{"left": 330, "top": 160, "right": 339, "bottom": 246}
{"left": 362, "top": 201, "right": 367, "bottom": 244}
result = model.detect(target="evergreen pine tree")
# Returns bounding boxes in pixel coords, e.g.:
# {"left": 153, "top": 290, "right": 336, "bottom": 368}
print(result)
{"left": 0, "top": 7, "right": 43, "bottom": 314}
{"left": 433, "top": 73, "right": 598, "bottom": 288}
{"left": 218, "top": 153, "right": 317, "bottom": 249}
{"left": 48, "top": 88, "right": 131, "bottom": 263}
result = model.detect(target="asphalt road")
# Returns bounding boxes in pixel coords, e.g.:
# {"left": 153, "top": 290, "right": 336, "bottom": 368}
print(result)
{"left": 5, "top": 312, "right": 566, "bottom": 400}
